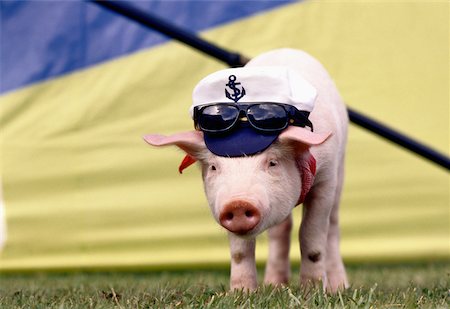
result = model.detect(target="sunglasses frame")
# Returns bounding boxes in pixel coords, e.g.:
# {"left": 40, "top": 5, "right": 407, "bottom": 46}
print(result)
{"left": 193, "top": 102, "right": 313, "bottom": 133}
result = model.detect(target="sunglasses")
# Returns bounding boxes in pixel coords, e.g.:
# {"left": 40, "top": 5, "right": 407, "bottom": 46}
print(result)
{"left": 193, "top": 103, "right": 313, "bottom": 133}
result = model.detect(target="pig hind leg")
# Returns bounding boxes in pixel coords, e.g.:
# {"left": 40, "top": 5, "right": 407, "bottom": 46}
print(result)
{"left": 325, "top": 160, "right": 348, "bottom": 292}
{"left": 264, "top": 214, "right": 292, "bottom": 285}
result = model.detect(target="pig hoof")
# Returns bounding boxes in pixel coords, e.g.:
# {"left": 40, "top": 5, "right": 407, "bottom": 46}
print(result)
{"left": 230, "top": 278, "right": 258, "bottom": 291}
{"left": 326, "top": 272, "right": 349, "bottom": 293}
{"left": 230, "top": 284, "right": 258, "bottom": 292}
{"left": 264, "top": 278, "right": 289, "bottom": 287}
{"left": 263, "top": 277, "right": 289, "bottom": 286}
{"left": 300, "top": 275, "right": 327, "bottom": 291}
{"left": 264, "top": 271, "right": 290, "bottom": 286}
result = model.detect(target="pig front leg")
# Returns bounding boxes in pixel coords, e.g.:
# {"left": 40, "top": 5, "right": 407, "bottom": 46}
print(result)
{"left": 264, "top": 214, "right": 292, "bottom": 286}
{"left": 299, "top": 182, "right": 335, "bottom": 290}
{"left": 228, "top": 233, "right": 257, "bottom": 290}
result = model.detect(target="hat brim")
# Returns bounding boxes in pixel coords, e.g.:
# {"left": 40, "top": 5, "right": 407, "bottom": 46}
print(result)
{"left": 204, "top": 125, "right": 331, "bottom": 157}
{"left": 204, "top": 124, "right": 279, "bottom": 157}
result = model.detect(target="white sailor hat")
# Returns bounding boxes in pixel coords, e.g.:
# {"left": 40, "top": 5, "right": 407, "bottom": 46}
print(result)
{"left": 190, "top": 66, "right": 324, "bottom": 157}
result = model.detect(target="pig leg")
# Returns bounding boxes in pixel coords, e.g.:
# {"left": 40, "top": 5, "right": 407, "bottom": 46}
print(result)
{"left": 264, "top": 214, "right": 292, "bottom": 285}
{"left": 325, "top": 162, "right": 348, "bottom": 292}
{"left": 228, "top": 233, "right": 258, "bottom": 290}
{"left": 299, "top": 181, "right": 336, "bottom": 289}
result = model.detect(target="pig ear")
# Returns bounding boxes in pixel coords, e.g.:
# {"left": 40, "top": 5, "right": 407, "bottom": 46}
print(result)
{"left": 143, "top": 131, "right": 205, "bottom": 154}
{"left": 143, "top": 131, "right": 206, "bottom": 173}
{"left": 278, "top": 126, "right": 331, "bottom": 146}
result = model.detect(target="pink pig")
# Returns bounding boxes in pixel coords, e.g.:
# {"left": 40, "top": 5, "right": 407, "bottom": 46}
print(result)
{"left": 144, "top": 49, "right": 348, "bottom": 292}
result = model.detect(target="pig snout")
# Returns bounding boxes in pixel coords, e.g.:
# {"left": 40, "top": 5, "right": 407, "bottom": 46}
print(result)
{"left": 219, "top": 200, "right": 261, "bottom": 235}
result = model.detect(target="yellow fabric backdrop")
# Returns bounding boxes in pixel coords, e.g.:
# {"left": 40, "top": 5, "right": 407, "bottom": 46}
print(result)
{"left": 0, "top": 1, "right": 448, "bottom": 271}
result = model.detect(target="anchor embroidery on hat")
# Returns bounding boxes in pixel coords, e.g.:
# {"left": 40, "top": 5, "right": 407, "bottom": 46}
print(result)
{"left": 225, "top": 75, "right": 246, "bottom": 102}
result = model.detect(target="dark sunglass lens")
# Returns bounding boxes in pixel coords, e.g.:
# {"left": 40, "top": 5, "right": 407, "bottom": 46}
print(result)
{"left": 199, "top": 105, "right": 239, "bottom": 131}
{"left": 247, "top": 104, "right": 288, "bottom": 130}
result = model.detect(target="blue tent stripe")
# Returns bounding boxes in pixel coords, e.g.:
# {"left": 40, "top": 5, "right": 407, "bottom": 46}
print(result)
{"left": 0, "top": 0, "right": 294, "bottom": 94}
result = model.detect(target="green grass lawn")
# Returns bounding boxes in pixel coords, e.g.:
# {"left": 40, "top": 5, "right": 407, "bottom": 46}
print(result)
{"left": 0, "top": 262, "right": 448, "bottom": 308}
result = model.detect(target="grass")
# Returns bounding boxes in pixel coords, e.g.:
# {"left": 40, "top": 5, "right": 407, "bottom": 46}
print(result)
{"left": 0, "top": 262, "right": 448, "bottom": 308}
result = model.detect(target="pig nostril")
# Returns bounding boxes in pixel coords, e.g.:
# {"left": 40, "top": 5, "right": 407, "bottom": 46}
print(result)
{"left": 245, "top": 210, "right": 253, "bottom": 218}
{"left": 225, "top": 212, "right": 234, "bottom": 220}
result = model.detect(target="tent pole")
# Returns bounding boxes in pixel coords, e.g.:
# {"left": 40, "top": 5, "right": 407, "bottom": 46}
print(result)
{"left": 90, "top": 0, "right": 449, "bottom": 170}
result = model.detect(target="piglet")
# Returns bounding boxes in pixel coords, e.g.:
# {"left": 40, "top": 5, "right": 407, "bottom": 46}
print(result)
{"left": 144, "top": 49, "right": 349, "bottom": 292}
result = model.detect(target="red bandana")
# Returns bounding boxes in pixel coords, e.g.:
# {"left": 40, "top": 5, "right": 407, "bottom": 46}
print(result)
{"left": 296, "top": 150, "right": 316, "bottom": 205}
{"left": 178, "top": 155, "right": 196, "bottom": 174}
